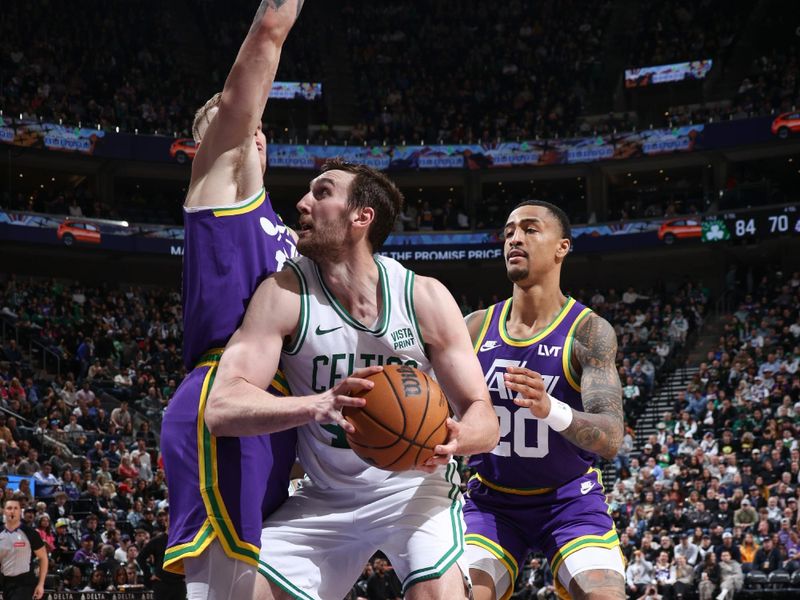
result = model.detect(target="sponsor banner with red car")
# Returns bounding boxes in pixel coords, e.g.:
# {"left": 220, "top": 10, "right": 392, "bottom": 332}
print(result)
{"left": 0, "top": 115, "right": 790, "bottom": 169}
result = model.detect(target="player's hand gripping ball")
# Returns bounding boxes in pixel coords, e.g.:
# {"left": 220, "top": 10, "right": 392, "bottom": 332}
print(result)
{"left": 342, "top": 365, "right": 449, "bottom": 471}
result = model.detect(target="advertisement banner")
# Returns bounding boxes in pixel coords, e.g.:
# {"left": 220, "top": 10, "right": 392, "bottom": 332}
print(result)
{"left": 6, "top": 475, "right": 35, "bottom": 496}
{"left": 266, "top": 124, "right": 706, "bottom": 171}
{"left": 625, "top": 60, "right": 713, "bottom": 88}
{"left": 1, "top": 209, "right": 720, "bottom": 261}
{"left": 0, "top": 117, "right": 106, "bottom": 155}
{"left": 270, "top": 82, "right": 323, "bottom": 100}
{"left": 6, "top": 205, "right": 796, "bottom": 261}
{"left": 0, "top": 115, "right": 791, "bottom": 169}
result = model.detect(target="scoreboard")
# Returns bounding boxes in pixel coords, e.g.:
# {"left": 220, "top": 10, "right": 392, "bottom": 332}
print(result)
{"left": 702, "top": 204, "right": 800, "bottom": 243}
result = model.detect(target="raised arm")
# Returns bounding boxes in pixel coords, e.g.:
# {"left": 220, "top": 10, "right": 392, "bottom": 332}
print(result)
{"left": 415, "top": 278, "right": 499, "bottom": 457}
{"left": 187, "top": 0, "right": 305, "bottom": 203}
{"left": 204, "top": 268, "right": 374, "bottom": 437}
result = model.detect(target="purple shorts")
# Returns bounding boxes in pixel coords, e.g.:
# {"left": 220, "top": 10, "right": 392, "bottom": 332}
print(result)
{"left": 162, "top": 356, "right": 296, "bottom": 573}
{"left": 464, "top": 467, "right": 618, "bottom": 597}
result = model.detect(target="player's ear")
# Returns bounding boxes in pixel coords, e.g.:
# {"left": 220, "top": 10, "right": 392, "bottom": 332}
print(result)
{"left": 555, "top": 238, "right": 570, "bottom": 259}
{"left": 353, "top": 206, "right": 375, "bottom": 229}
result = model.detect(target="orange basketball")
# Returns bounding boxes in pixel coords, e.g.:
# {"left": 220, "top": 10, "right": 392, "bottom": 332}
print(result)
{"left": 342, "top": 364, "right": 450, "bottom": 471}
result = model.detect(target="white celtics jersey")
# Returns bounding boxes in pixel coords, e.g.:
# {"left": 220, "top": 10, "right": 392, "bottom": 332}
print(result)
{"left": 281, "top": 254, "right": 432, "bottom": 489}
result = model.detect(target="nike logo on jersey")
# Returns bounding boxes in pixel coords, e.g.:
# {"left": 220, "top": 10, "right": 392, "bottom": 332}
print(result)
{"left": 479, "top": 340, "right": 500, "bottom": 352}
{"left": 315, "top": 325, "right": 343, "bottom": 336}
{"left": 580, "top": 481, "right": 594, "bottom": 495}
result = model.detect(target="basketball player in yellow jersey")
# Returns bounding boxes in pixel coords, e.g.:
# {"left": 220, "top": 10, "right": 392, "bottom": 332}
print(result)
{"left": 464, "top": 201, "right": 626, "bottom": 600}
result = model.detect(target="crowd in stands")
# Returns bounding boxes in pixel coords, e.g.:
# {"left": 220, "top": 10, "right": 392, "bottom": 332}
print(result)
{"left": 343, "top": 0, "right": 611, "bottom": 145}
{"left": 731, "top": 44, "right": 800, "bottom": 122}
{"left": 606, "top": 271, "right": 800, "bottom": 599}
{"left": 668, "top": 42, "right": 800, "bottom": 129}
{"left": 0, "top": 276, "right": 181, "bottom": 592}
{"left": 392, "top": 199, "right": 472, "bottom": 233}
{"left": 1, "top": 1, "right": 197, "bottom": 136}
{"left": 0, "top": 0, "right": 322, "bottom": 138}
{"left": 3, "top": 1, "right": 796, "bottom": 147}
{"left": 1, "top": 183, "right": 120, "bottom": 223}
{"left": 194, "top": 0, "right": 322, "bottom": 88}
{"left": 624, "top": 0, "right": 750, "bottom": 70}
{"left": 474, "top": 187, "right": 709, "bottom": 230}
{"left": 664, "top": 0, "right": 798, "bottom": 131}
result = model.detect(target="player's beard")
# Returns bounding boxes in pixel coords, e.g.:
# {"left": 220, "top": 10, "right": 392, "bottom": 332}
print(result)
{"left": 506, "top": 263, "right": 529, "bottom": 283}
{"left": 297, "top": 213, "right": 350, "bottom": 262}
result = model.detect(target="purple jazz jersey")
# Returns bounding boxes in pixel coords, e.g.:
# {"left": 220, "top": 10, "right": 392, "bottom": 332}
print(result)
{"left": 162, "top": 190, "right": 297, "bottom": 573}
{"left": 181, "top": 189, "right": 296, "bottom": 369}
{"left": 469, "top": 297, "right": 595, "bottom": 490}
{"left": 465, "top": 297, "right": 618, "bottom": 596}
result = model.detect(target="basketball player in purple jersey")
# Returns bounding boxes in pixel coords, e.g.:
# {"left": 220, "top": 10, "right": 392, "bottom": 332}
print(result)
{"left": 464, "top": 200, "right": 626, "bottom": 600}
{"left": 159, "top": 2, "right": 304, "bottom": 599}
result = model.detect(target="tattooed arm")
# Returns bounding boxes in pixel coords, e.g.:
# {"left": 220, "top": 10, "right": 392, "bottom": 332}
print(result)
{"left": 561, "top": 313, "right": 624, "bottom": 459}
{"left": 504, "top": 312, "right": 623, "bottom": 460}
{"left": 189, "top": 0, "right": 305, "bottom": 201}
{"left": 218, "top": 0, "right": 305, "bottom": 141}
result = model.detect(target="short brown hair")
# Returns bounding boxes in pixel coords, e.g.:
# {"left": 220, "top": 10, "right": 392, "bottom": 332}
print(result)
{"left": 192, "top": 92, "right": 223, "bottom": 142}
{"left": 321, "top": 158, "right": 403, "bottom": 251}
{"left": 4, "top": 494, "right": 23, "bottom": 508}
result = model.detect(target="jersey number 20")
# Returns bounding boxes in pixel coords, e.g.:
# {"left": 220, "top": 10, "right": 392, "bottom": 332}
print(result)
{"left": 492, "top": 406, "right": 549, "bottom": 458}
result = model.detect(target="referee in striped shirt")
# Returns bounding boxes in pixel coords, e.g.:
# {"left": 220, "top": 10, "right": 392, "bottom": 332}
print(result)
{"left": 0, "top": 496, "right": 47, "bottom": 599}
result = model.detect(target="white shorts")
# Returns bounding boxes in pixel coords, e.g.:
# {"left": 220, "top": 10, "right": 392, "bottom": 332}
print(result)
{"left": 258, "top": 463, "right": 467, "bottom": 600}
{"left": 184, "top": 539, "right": 258, "bottom": 600}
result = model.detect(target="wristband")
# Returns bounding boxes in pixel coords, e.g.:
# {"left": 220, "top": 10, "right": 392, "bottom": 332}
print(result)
{"left": 542, "top": 394, "right": 573, "bottom": 432}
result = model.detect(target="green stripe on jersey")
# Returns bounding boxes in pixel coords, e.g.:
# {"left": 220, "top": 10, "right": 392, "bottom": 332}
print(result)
{"left": 314, "top": 259, "right": 391, "bottom": 336}
{"left": 284, "top": 261, "right": 309, "bottom": 355}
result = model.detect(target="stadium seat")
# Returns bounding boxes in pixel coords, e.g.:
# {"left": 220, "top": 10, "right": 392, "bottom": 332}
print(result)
{"left": 70, "top": 498, "right": 96, "bottom": 518}
{"left": 789, "top": 569, "right": 800, "bottom": 596}
{"left": 740, "top": 571, "right": 769, "bottom": 599}
{"left": 44, "top": 573, "right": 60, "bottom": 591}
{"left": 745, "top": 570, "right": 768, "bottom": 589}
{"left": 768, "top": 570, "right": 791, "bottom": 591}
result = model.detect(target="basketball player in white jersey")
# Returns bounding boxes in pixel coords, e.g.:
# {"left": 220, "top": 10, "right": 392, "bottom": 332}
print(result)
{"left": 205, "top": 159, "right": 500, "bottom": 600}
